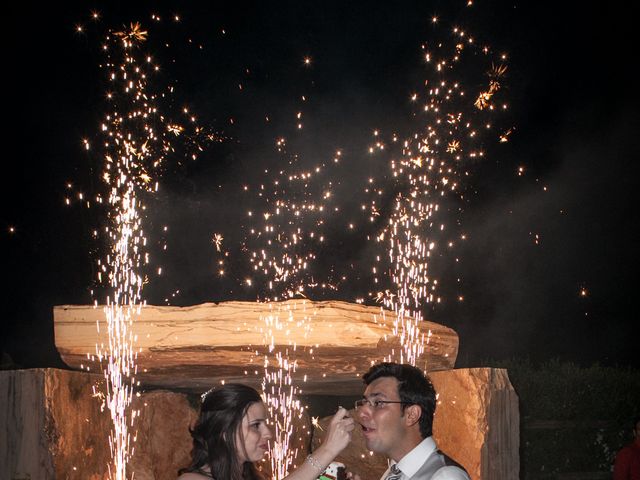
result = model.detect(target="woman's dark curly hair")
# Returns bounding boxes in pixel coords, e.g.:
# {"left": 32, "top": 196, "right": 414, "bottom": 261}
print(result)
{"left": 179, "top": 384, "right": 265, "bottom": 480}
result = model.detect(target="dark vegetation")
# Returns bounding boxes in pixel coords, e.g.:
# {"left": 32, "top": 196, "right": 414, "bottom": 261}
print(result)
{"left": 492, "top": 359, "right": 640, "bottom": 479}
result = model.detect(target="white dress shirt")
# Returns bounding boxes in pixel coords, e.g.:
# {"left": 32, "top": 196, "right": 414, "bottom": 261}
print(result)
{"left": 381, "top": 437, "right": 470, "bottom": 480}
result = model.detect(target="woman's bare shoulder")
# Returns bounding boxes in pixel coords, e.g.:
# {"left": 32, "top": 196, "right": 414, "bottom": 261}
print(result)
{"left": 177, "top": 473, "right": 212, "bottom": 480}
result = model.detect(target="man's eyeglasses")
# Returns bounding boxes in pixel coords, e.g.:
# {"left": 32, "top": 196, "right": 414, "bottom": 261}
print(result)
{"left": 354, "top": 398, "right": 407, "bottom": 410}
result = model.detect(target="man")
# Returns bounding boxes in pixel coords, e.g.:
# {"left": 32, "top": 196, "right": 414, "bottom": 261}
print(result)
{"left": 355, "top": 362, "right": 469, "bottom": 480}
{"left": 613, "top": 416, "right": 640, "bottom": 480}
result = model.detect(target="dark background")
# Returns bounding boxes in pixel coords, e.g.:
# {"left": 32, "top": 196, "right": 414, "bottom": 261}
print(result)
{"left": 1, "top": 1, "right": 637, "bottom": 369}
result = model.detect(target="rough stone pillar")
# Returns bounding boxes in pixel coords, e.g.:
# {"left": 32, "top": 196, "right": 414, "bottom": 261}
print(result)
{"left": 1, "top": 368, "right": 111, "bottom": 479}
{"left": 0, "top": 368, "right": 196, "bottom": 480}
{"left": 431, "top": 368, "right": 520, "bottom": 480}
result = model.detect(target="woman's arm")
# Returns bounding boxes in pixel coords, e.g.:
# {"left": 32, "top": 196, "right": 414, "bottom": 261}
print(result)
{"left": 283, "top": 407, "right": 355, "bottom": 480}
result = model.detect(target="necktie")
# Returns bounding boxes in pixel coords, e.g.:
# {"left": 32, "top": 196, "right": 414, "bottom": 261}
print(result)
{"left": 385, "top": 464, "right": 402, "bottom": 480}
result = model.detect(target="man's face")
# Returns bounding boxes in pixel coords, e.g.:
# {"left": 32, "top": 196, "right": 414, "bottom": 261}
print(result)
{"left": 356, "top": 376, "right": 410, "bottom": 461}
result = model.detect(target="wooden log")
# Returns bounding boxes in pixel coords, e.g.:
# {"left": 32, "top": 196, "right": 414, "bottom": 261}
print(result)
{"left": 54, "top": 300, "right": 459, "bottom": 394}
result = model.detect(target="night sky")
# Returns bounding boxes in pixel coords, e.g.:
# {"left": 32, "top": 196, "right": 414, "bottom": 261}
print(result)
{"left": 2, "top": 1, "right": 637, "bottom": 370}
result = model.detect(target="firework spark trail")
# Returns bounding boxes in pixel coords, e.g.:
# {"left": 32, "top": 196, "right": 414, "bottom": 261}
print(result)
{"left": 371, "top": 22, "right": 510, "bottom": 367}
{"left": 237, "top": 144, "right": 343, "bottom": 478}
{"left": 102, "top": 184, "right": 142, "bottom": 479}
{"left": 260, "top": 303, "right": 306, "bottom": 480}
{"left": 240, "top": 145, "right": 344, "bottom": 299}
{"left": 262, "top": 346, "right": 304, "bottom": 480}
{"left": 93, "top": 24, "right": 156, "bottom": 479}
{"left": 251, "top": 156, "right": 331, "bottom": 478}
{"left": 258, "top": 302, "right": 316, "bottom": 478}
{"left": 90, "top": 20, "right": 207, "bottom": 479}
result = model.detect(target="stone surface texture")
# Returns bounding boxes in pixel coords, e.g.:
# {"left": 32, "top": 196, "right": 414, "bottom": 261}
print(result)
{"left": 431, "top": 368, "right": 520, "bottom": 480}
{"left": 1, "top": 368, "right": 111, "bottom": 480}
{"left": 1, "top": 369, "right": 196, "bottom": 480}
{"left": 128, "top": 390, "right": 198, "bottom": 480}
{"left": 54, "top": 301, "right": 459, "bottom": 394}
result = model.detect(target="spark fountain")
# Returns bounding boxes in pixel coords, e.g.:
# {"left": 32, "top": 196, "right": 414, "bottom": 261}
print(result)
{"left": 87, "top": 21, "right": 206, "bottom": 479}
{"left": 368, "top": 21, "right": 511, "bottom": 368}
{"left": 95, "top": 23, "right": 156, "bottom": 480}
{"left": 241, "top": 143, "right": 347, "bottom": 479}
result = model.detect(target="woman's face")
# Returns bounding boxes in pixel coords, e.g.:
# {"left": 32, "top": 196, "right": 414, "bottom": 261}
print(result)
{"left": 236, "top": 401, "right": 272, "bottom": 463}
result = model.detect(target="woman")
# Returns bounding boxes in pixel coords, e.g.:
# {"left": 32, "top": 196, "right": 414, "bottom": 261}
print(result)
{"left": 178, "top": 383, "right": 355, "bottom": 480}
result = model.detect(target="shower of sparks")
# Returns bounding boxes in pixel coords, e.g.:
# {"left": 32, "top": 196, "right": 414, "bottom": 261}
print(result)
{"left": 203, "top": 14, "right": 515, "bottom": 473}
{"left": 248, "top": 151, "right": 339, "bottom": 478}
{"left": 257, "top": 301, "right": 317, "bottom": 479}
{"left": 77, "top": 9, "right": 513, "bottom": 477}
{"left": 238, "top": 146, "right": 345, "bottom": 300}
{"left": 228, "top": 137, "right": 346, "bottom": 477}
{"left": 367, "top": 23, "right": 511, "bottom": 366}
{"left": 88, "top": 19, "right": 211, "bottom": 480}
{"left": 261, "top": 305, "right": 307, "bottom": 479}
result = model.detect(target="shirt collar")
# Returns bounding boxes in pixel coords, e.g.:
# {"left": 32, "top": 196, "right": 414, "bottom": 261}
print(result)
{"left": 392, "top": 437, "right": 437, "bottom": 478}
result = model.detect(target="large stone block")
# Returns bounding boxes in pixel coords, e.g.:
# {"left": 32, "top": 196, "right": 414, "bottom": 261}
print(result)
{"left": 0, "top": 369, "right": 196, "bottom": 480}
{"left": 1, "top": 368, "right": 111, "bottom": 480}
{"left": 430, "top": 368, "right": 519, "bottom": 480}
{"left": 54, "top": 301, "right": 459, "bottom": 394}
{"left": 311, "top": 368, "right": 519, "bottom": 480}
{"left": 128, "top": 391, "right": 198, "bottom": 479}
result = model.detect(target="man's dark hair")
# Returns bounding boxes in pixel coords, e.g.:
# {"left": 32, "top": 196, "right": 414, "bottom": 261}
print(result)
{"left": 363, "top": 362, "right": 437, "bottom": 438}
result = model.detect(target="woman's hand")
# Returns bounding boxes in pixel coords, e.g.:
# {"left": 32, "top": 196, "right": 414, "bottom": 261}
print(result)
{"left": 321, "top": 406, "right": 355, "bottom": 457}
{"left": 282, "top": 407, "right": 355, "bottom": 480}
